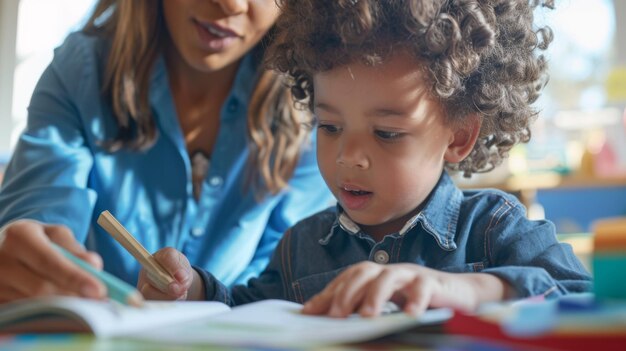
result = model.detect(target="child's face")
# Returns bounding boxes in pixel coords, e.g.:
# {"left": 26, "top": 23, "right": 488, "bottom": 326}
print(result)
{"left": 313, "top": 53, "right": 459, "bottom": 238}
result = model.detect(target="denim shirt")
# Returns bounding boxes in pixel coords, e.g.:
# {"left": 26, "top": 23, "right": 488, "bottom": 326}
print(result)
{"left": 0, "top": 31, "right": 333, "bottom": 286}
{"left": 198, "top": 171, "right": 592, "bottom": 306}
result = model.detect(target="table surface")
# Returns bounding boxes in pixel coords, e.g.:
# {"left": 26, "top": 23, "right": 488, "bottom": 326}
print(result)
{"left": 0, "top": 331, "right": 515, "bottom": 351}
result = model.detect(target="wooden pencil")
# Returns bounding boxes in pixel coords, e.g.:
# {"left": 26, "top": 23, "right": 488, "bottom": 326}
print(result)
{"left": 97, "top": 210, "right": 175, "bottom": 291}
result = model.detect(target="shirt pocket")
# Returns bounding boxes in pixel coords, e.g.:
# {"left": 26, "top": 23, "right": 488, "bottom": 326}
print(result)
{"left": 291, "top": 267, "right": 346, "bottom": 303}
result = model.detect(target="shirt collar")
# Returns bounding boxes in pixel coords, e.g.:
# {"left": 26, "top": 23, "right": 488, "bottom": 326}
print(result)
{"left": 146, "top": 44, "right": 264, "bottom": 162}
{"left": 319, "top": 171, "right": 463, "bottom": 251}
{"left": 226, "top": 45, "right": 263, "bottom": 120}
{"left": 416, "top": 171, "right": 463, "bottom": 251}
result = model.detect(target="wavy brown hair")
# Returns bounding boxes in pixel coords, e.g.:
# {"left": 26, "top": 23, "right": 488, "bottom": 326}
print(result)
{"left": 267, "top": 0, "right": 554, "bottom": 177}
{"left": 83, "top": 0, "right": 308, "bottom": 194}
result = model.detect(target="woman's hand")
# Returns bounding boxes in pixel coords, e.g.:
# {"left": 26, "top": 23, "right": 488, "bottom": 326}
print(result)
{"left": 137, "top": 247, "right": 205, "bottom": 301}
{"left": 0, "top": 220, "right": 106, "bottom": 303}
{"left": 302, "top": 261, "right": 509, "bottom": 318}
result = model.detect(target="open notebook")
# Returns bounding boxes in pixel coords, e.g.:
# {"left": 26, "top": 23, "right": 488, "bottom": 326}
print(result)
{"left": 0, "top": 297, "right": 229, "bottom": 337}
{"left": 0, "top": 297, "right": 452, "bottom": 348}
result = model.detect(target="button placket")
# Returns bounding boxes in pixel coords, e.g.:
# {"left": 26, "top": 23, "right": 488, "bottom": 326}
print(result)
{"left": 190, "top": 196, "right": 217, "bottom": 238}
{"left": 227, "top": 98, "right": 239, "bottom": 113}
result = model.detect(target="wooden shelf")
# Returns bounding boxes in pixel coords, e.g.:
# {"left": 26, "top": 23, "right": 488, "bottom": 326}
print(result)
{"left": 459, "top": 172, "right": 626, "bottom": 193}
{"left": 457, "top": 172, "right": 626, "bottom": 211}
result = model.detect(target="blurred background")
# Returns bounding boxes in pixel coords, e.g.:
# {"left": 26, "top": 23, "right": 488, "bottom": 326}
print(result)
{"left": 1, "top": 0, "right": 625, "bottom": 238}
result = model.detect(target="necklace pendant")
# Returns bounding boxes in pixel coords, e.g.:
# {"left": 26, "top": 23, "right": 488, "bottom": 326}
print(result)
{"left": 191, "top": 150, "right": 211, "bottom": 201}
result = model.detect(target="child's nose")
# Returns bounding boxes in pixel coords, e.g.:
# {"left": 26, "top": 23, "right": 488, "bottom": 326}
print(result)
{"left": 336, "top": 135, "right": 369, "bottom": 169}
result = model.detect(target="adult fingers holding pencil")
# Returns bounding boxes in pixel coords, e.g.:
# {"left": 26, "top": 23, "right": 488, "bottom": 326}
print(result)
{"left": 0, "top": 220, "right": 106, "bottom": 303}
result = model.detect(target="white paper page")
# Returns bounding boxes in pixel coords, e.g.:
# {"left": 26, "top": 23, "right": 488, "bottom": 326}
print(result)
{"left": 87, "top": 299, "right": 232, "bottom": 337}
{"left": 132, "top": 299, "right": 452, "bottom": 348}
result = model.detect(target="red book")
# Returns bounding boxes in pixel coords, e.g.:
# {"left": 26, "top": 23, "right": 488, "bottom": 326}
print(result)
{"left": 446, "top": 306, "right": 626, "bottom": 351}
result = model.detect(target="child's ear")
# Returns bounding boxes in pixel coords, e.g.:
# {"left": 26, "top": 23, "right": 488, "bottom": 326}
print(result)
{"left": 444, "top": 114, "right": 481, "bottom": 163}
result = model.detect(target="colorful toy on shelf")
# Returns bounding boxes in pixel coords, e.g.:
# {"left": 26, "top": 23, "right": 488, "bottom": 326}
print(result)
{"left": 593, "top": 217, "right": 626, "bottom": 299}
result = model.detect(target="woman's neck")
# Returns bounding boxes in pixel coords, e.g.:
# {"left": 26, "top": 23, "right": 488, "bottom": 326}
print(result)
{"left": 163, "top": 41, "right": 240, "bottom": 117}
{"left": 163, "top": 40, "right": 241, "bottom": 157}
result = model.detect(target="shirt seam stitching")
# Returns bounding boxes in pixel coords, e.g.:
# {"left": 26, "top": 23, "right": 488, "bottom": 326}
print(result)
{"left": 484, "top": 201, "right": 511, "bottom": 263}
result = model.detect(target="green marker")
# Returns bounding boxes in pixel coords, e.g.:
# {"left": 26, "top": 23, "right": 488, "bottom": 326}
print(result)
{"left": 52, "top": 243, "right": 144, "bottom": 307}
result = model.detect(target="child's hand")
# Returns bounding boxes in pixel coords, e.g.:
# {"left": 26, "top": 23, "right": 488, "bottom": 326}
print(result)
{"left": 302, "top": 262, "right": 507, "bottom": 318}
{"left": 137, "top": 247, "right": 204, "bottom": 301}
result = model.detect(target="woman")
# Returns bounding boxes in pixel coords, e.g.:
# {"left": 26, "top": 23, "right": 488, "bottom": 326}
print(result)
{"left": 0, "top": 0, "right": 332, "bottom": 302}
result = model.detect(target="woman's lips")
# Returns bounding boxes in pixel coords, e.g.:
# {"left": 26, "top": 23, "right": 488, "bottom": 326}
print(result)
{"left": 193, "top": 20, "right": 239, "bottom": 51}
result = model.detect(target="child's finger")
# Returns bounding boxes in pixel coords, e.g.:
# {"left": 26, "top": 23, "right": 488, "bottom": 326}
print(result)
{"left": 152, "top": 247, "right": 193, "bottom": 286}
{"left": 304, "top": 263, "right": 378, "bottom": 317}
{"left": 329, "top": 267, "right": 380, "bottom": 317}
{"left": 358, "top": 269, "right": 407, "bottom": 317}
{"left": 303, "top": 266, "right": 358, "bottom": 315}
{"left": 303, "top": 271, "right": 357, "bottom": 315}
{"left": 327, "top": 279, "right": 370, "bottom": 318}
{"left": 302, "top": 289, "right": 333, "bottom": 315}
{"left": 402, "top": 276, "right": 434, "bottom": 316}
{"left": 139, "top": 280, "right": 178, "bottom": 300}
{"left": 137, "top": 267, "right": 185, "bottom": 300}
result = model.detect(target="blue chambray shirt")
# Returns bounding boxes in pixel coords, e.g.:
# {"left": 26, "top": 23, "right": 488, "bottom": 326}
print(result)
{"left": 0, "top": 32, "right": 333, "bottom": 286}
{"left": 198, "top": 171, "right": 592, "bottom": 306}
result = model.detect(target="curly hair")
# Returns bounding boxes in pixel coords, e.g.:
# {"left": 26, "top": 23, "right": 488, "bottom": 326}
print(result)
{"left": 266, "top": 0, "right": 554, "bottom": 177}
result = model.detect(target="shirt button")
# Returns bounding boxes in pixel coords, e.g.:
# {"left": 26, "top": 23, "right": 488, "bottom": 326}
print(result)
{"left": 191, "top": 227, "right": 204, "bottom": 237}
{"left": 374, "top": 250, "right": 389, "bottom": 264}
{"left": 227, "top": 99, "right": 239, "bottom": 113}
{"left": 209, "top": 176, "right": 223, "bottom": 187}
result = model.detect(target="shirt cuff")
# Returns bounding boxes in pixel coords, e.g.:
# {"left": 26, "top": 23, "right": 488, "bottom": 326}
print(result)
{"left": 482, "top": 266, "right": 561, "bottom": 299}
{"left": 192, "top": 265, "right": 232, "bottom": 306}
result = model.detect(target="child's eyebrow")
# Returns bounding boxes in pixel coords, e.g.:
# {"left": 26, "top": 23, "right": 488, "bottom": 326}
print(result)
{"left": 366, "top": 108, "right": 407, "bottom": 118}
{"left": 314, "top": 102, "right": 407, "bottom": 118}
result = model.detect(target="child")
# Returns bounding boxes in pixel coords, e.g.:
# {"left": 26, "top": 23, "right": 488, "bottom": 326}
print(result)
{"left": 138, "top": 0, "right": 591, "bottom": 317}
